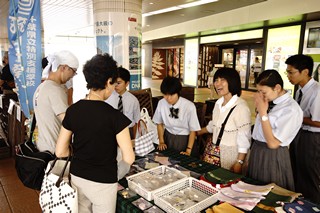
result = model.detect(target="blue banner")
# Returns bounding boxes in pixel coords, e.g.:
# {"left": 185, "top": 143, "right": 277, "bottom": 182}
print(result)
{"left": 7, "top": 0, "right": 42, "bottom": 118}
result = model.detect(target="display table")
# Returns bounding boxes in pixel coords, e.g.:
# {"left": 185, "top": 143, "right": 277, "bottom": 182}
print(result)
{"left": 116, "top": 149, "right": 300, "bottom": 213}
{"left": 117, "top": 149, "right": 217, "bottom": 213}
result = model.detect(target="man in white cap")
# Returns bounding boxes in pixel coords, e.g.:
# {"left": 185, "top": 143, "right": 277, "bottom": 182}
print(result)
{"left": 33, "top": 50, "right": 79, "bottom": 154}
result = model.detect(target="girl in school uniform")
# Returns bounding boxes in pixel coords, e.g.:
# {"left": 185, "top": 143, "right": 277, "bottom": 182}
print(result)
{"left": 153, "top": 77, "right": 201, "bottom": 156}
{"left": 248, "top": 69, "right": 303, "bottom": 191}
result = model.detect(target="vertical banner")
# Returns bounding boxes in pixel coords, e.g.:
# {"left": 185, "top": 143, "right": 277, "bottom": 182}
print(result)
{"left": 7, "top": 0, "right": 42, "bottom": 118}
{"left": 94, "top": 12, "right": 142, "bottom": 90}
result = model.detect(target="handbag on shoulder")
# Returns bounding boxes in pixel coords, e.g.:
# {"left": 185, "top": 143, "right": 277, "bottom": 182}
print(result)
{"left": 39, "top": 149, "right": 77, "bottom": 212}
{"left": 202, "top": 106, "right": 236, "bottom": 166}
{"left": 15, "top": 115, "right": 54, "bottom": 190}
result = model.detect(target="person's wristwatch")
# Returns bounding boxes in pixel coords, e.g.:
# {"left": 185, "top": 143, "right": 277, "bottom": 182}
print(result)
{"left": 261, "top": 115, "right": 268, "bottom": 121}
{"left": 237, "top": 159, "right": 244, "bottom": 165}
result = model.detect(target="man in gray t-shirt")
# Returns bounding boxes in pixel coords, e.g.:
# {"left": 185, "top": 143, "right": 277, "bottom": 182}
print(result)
{"left": 33, "top": 50, "right": 79, "bottom": 153}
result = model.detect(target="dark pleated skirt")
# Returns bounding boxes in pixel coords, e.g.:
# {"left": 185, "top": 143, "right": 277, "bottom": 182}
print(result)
{"left": 248, "top": 140, "right": 295, "bottom": 191}
{"left": 164, "top": 129, "right": 189, "bottom": 153}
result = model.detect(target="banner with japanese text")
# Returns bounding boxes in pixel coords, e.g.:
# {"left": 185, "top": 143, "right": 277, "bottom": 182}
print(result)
{"left": 7, "top": 0, "right": 42, "bottom": 118}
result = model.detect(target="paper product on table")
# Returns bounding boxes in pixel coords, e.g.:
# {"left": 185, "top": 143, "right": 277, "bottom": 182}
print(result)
{"left": 220, "top": 187, "right": 265, "bottom": 202}
{"left": 217, "top": 193, "right": 259, "bottom": 211}
{"left": 231, "top": 181, "right": 273, "bottom": 196}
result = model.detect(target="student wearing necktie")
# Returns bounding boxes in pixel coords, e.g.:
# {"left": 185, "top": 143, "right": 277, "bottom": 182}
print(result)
{"left": 285, "top": 54, "right": 320, "bottom": 203}
{"left": 249, "top": 69, "right": 303, "bottom": 191}
{"left": 105, "top": 67, "right": 140, "bottom": 139}
{"left": 153, "top": 77, "right": 201, "bottom": 156}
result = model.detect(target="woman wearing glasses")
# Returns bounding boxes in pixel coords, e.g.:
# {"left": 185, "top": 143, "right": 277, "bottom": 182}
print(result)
{"left": 248, "top": 69, "right": 303, "bottom": 190}
{"left": 153, "top": 76, "right": 201, "bottom": 156}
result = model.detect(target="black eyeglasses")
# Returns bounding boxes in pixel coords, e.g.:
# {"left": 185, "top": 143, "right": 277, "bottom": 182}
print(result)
{"left": 68, "top": 66, "right": 77, "bottom": 76}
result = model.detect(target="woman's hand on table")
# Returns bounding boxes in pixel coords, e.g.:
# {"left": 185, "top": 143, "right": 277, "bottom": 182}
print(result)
{"left": 231, "top": 162, "right": 243, "bottom": 174}
{"left": 157, "top": 143, "right": 167, "bottom": 151}
{"left": 180, "top": 147, "right": 191, "bottom": 156}
{"left": 180, "top": 151, "right": 191, "bottom": 156}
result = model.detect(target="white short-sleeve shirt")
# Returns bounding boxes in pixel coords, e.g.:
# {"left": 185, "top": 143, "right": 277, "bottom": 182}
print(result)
{"left": 297, "top": 78, "right": 320, "bottom": 132}
{"left": 105, "top": 90, "right": 140, "bottom": 128}
{"left": 153, "top": 96, "right": 201, "bottom": 135}
{"left": 252, "top": 92, "right": 303, "bottom": 146}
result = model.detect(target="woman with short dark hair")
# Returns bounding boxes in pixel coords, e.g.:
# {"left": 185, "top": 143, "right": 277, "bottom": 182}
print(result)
{"left": 55, "top": 53, "right": 135, "bottom": 212}
{"left": 198, "top": 68, "right": 251, "bottom": 174}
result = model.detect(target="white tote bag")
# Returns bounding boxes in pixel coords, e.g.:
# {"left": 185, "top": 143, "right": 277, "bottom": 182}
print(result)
{"left": 140, "top": 107, "right": 159, "bottom": 144}
{"left": 39, "top": 156, "right": 78, "bottom": 213}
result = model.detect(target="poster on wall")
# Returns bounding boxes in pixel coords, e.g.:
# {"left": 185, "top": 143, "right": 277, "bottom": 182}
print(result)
{"left": 94, "top": 12, "right": 142, "bottom": 90}
{"left": 265, "top": 25, "right": 301, "bottom": 94}
{"left": 303, "top": 21, "right": 320, "bottom": 82}
{"left": 152, "top": 49, "right": 166, "bottom": 79}
{"left": 307, "top": 27, "right": 320, "bottom": 48}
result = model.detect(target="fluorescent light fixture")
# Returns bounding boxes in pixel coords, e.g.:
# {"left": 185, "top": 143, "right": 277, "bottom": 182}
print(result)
{"left": 143, "top": 0, "right": 218, "bottom": 17}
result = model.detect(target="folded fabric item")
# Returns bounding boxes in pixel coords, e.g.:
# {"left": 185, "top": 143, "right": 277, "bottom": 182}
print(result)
{"left": 205, "top": 202, "right": 245, "bottom": 213}
{"left": 269, "top": 183, "right": 301, "bottom": 203}
{"left": 282, "top": 198, "right": 320, "bottom": 213}
{"left": 217, "top": 193, "right": 259, "bottom": 211}
{"left": 253, "top": 192, "right": 294, "bottom": 213}
{"left": 220, "top": 187, "right": 265, "bottom": 202}
{"left": 200, "top": 176, "right": 240, "bottom": 189}
{"left": 252, "top": 184, "right": 304, "bottom": 213}
{"left": 231, "top": 181, "right": 274, "bottom": 196}
{"left": 203, "top": 168, "right": 243, "bottom": 185}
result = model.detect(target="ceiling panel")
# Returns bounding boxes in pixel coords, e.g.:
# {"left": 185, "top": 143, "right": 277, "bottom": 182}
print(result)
{"left": 1, "top": 0, "right": 319, "bottom": 46}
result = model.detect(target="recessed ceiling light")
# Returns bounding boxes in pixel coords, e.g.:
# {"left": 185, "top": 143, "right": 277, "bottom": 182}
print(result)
{"left": 146, "top": 25, "right": 150, "bottom": 27}
{"left": 180, "top": 14, "right": 185, "bottom": 16}
{"left": 143, "top": 0, "right": 219, "bottom": 17}
{"left": 149, "top": 2, "right": 153, "bottom": 5}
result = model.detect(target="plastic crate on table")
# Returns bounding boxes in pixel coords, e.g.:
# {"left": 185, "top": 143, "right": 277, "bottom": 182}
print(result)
{"left": 126, "top": 165, "right": 188, "bottom": 201}
{"left": 153, "top": 177, "right": 219, "bottom": 213}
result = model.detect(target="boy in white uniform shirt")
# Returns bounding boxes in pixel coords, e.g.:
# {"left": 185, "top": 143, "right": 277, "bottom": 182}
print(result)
{"left": 153, "top": 77, "right": 201, "bottom": 156}
{"left": 285, "top": 54, "right": 320, "bottom": 203}
{"left": 106, "top": 67, "right": 140, "bottom": 138}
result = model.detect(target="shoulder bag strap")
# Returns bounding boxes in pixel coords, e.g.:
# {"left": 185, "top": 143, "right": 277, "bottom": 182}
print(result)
{"left": 216, "top": 105, "right": 237, "bottom": 146}
{"left": 25, "top": 114, "right": 37, "bottom": 143}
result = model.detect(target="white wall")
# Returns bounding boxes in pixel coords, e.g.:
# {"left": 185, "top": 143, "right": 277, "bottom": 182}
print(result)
{"left": 44, "top": 36, "right": 96, "bottom": 103}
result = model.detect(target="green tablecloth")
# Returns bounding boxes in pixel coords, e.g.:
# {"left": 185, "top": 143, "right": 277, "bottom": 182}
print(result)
{"left": 116, "top": 149, "right": 218, "bottom": 213}
{"left": 116, "top": 149, "right": 295, "bottom": 213}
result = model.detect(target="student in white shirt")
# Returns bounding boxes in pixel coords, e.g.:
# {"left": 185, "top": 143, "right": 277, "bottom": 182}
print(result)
{"left": 285, "top": 54, "right": 320, "bottom": 203}
{"left": 249, "top": 69, "right": 303, "bottom": 191}
{"left": 105, "top": 67, "right": 140, "bottom": 138}
{"left": 153, "top": 77, "right": 201, "bottom": 156}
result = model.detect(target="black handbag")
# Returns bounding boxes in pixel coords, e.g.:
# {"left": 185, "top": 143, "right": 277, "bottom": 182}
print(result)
{"left": 15, "top": 115, "right": 54, "bottom": 190}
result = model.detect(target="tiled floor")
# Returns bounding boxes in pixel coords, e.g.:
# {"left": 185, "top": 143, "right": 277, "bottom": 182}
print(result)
{"left": 0, "top": 77, "right": 256, "bottom": 213}
{"left": 0, "top": 157, "right": 42, "bottom": 213}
